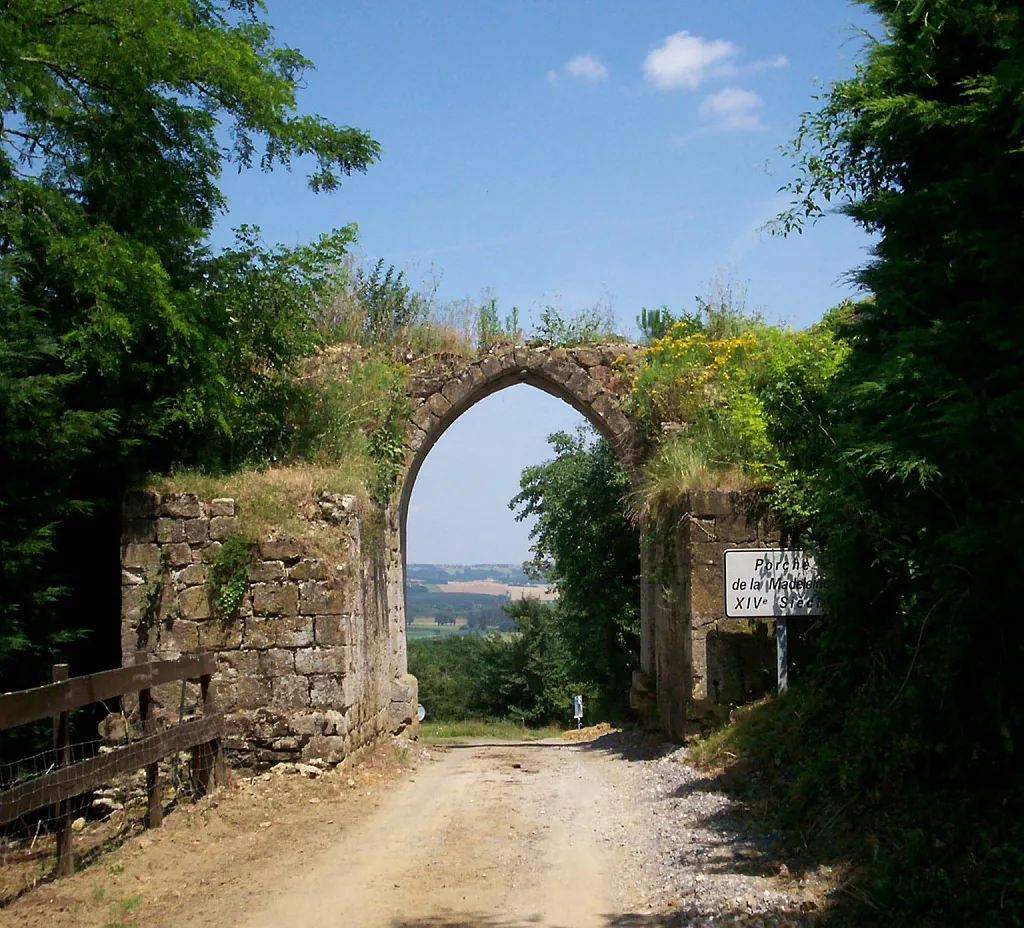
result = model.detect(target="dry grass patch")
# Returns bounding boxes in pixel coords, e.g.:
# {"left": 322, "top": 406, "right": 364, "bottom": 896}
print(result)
{"left": 151, "top": 460, "right": 372, "bottom": 557}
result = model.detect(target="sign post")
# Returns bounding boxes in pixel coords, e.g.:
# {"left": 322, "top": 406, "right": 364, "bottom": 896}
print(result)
{"left": 776, "top": 618, "right": 789, "bottom": 694}
{"left": 723, "top": 549, "right": 824, "bottom": 694}
{"left": 572, "top": 695, "right": 583, "bottom": 730}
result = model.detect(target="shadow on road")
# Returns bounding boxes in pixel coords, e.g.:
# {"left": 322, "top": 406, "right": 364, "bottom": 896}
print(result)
{"left": 386, "top": 907, "right": 818, "bottom": 927}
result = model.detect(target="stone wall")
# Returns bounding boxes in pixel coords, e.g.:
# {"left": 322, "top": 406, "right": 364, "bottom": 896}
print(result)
{"left": 644, "top": 490, "right": 779, "bottom": 740}
{"left": 120, "top": 490, "right": 417, "bottom": 768}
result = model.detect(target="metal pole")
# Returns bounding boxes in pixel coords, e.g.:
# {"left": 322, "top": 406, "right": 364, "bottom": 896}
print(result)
{"left": 776, "top": 618, "right": 789, "bottom": 694}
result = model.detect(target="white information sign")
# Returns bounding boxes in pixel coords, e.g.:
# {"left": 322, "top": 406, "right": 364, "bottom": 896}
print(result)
{"left": 724, "top": 548, "right": 824, "bottom": 617}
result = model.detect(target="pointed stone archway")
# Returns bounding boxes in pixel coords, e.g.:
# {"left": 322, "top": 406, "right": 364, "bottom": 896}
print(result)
{"left": 393, "top": 343, "right": 658, "bottom": 700}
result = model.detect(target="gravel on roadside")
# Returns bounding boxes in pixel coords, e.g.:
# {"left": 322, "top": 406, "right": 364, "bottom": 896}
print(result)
{"left": 585, "top": 731, "right": 835, "bottom": 927}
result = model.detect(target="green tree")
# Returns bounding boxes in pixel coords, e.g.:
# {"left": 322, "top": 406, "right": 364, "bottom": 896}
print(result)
{"left": 759, "top": 2, "right": 1024, "bottom": 919}
{"left": 510, "top": 428, "right": 640, "bottom": 718}
{"left": 476, "top": 599, "right": 575, "bottom": 725}
{"left": 434, "top": 604, "right": 456, "bottom": 626}
{"left": 0, "top": 0, "right": 378, "bottom": 688}
{"left": 407, "top": 637, "right": 486, "bottom": 721}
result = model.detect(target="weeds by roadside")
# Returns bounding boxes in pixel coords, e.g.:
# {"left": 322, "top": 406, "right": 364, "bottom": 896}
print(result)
{"left": 418, "top": 719, "right": 566, "bottom": 743}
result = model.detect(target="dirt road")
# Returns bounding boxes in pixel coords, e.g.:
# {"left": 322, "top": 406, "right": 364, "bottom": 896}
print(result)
{"left": 244, "top": 740, "right": 629, "bottom": 928}
{"left": 2, "top": 732, "right": 828, "bottom": 928}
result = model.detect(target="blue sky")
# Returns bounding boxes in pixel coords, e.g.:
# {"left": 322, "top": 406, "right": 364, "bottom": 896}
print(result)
{"left": 214, "top": 1, "right": 878, "bottom": 565}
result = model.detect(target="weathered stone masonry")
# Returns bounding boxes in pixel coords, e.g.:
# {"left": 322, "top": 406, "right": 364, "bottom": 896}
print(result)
{"left": 644, "top": 490, "right": 779, "bottom": 740}
{"left": 119, "top": 346, "right": 784, "bottom": 760}
{"left": 120, "top": 490, "right": 416, "bottom": 768}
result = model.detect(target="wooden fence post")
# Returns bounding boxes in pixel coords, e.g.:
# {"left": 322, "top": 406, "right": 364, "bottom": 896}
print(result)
{"left": 51, "top": 663, "right": 73, "bottom": 878}
{"left": 135, "top": 651, "right": 162, "bottom": 828}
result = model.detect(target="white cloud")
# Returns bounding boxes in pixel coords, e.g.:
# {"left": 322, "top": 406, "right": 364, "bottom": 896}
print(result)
{"left": 564, "top": 53, "right": 608, "bottom": 83}
{"left": 750, "top": 54, "right": 789, "bottom": 72}
{"left": 699, "top": 88, "right": 764, "bottom": 130}
{"left": 643, "top": 31, "right": 737, "bottom": 90}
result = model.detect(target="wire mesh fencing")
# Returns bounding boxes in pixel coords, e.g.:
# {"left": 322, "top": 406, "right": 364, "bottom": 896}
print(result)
{"left": 0, "top": 652, "right": 224, "bottom": 899}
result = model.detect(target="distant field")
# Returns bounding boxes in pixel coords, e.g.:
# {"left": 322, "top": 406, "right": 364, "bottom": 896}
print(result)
{"left": 407, "top": 624, "right": 467, "bottom": 641}
{"left": 435, "top": 580, "right": 558, "bottom": 601}
{"left": 407, "top": 563, "right": 534, "bottom": 586}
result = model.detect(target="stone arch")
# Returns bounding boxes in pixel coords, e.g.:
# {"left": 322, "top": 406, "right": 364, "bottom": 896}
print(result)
{"left": 392, "top": 344, "right": 655, "bottom": 699}
{"left": 397, "top": 344, "right": 642, "bottom": 547}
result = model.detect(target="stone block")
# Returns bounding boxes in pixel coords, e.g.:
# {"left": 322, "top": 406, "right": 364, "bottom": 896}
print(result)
{"left": 270, "top": 737, "right": 301, "bottom": 753}
{"left": 216, "top": 650, "right": 258, "bottom": 677}
{"left": 161, "top": 494, "right": 201, "bottom": 519}
{"left": 406, "top": 424, "right": 428, "bottom": 454}
{"left": 540, "top": 357, "right": 576, "bottom": 385}
{"left": 122, "top": 569, "right": 144, "bottom": 587}
{"left": 123, "top": 490, "right": 159, "bottom": 519}
{"left": 322, "top": 709, "right": 349, "bottom": 737}
{"left": 175, "top": 563, "right": 207, "bottom": 587}
{"left": 303, "top": 734, "right": 347, "bottom": 764}
{"left": 289, "top": 559, "right": 329, "bottom": 582}
{"left": 164, "top": 542, "right": 193, "bottom": 567}
{"left": 427, "top": 392, "right": 452, "bottom": 416}
{"left": 155, "top": 582, "right": 178, "bottom": 621}
{"left": 459, "top": 365, "right": 486, "bottom": 389}
{"left": 199, "top": 619, "right": 242, "bottom": 650}
{"left": 478, "top": 355, "right": 502, "bottom": 379}
{"left": 513, "top": 347, "right": 544, "bottom": 369}
{"left": 122, "top": 586, "right": 146, "bottom": 623}
{"left": 309, "top": 675, "right": 344, "bottom": 709}
{"left": 258, "top": 538, "right": 303, "bottom": 562}
{"left": 290, "top": 712, "right": 327, "bottom": 736}
{"left": 573, "top": 347, "right": 600, "bottom": 367}
{"left": 686, "top": 489, "right": 739, "bottom": 518}
{"left": 440, "top": 378, "right": 471, "bottom": 407}
{"left": 314, "top": 616, "right": 348, "bottom": 647}
{"left": 209, "top": 516, "right": 239, "bottom": 541}
{"left": 226, "top": 675, "right": 272, "bottom": 710}
{"left": 252, "top": 582, "right": 299, "bottom": 616}
{"left": 155, "top": 517, "right": 186, "bottom": 544}
{"left": 243, "top": 615, "right": 314, "bottom": 649}
{"left": 260, "top": 648, "right": 296, "bottom": 677}
{"left": 299, "top": 581, "right": 346, "bottom": 616}
{"left": 590, "top": 393, "right": 628, "bottom": 434}
{"left": 272, "top": 675, "right": 310, "bottom": 709}
{"left": 122, "top": 543, "right": 160, "bottom": 570}
{"left": 295, "top": 647, "right": 347, "bottom": 675}
{"left": 249, "top": 560, "right": 286, "bottom": 583}
{"left": 410, "top": 405, "right": 439, "bottom": 435}
{"left": 123, "top": 520, "right": 156, "bottom": 544}
{"left": 199, "top": 541, "right": 222, "bottom": 563}
{"left": 391, "top": 673, "right": 417, "bottom": 704}
{"left": 156, "top": 618, "right": 199, "bottom": 654}
{"left": 566, "top": 368, "right": 600, "bottom": 402}
{"left": 210, "top": 498, "right": 235, "bottom": 517}
{"left": 184, "top": 518, "right": 210, "bottom": 544}
{"left": 717, "top": 618, "right": 754, "bottom": 635}
{"left": 178, "top": 585, "right": 211, "bottom": 620}
{"left": 713, "top": 513, "right": 759, "bottom": 545}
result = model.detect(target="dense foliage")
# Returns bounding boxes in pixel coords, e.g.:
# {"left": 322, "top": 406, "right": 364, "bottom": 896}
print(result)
{"left": 625, "top": 294, "right": 850, "bottom": 519}
{"left": 409, "top": 429, "right": 640, "bottom": 726}
{"left": 511, "top": 429, "right": 640, "bottom": 718}
{"left": 409, "top": 600, "right": 577, "bottom": 726}
{"left": 708, "top": 2, "right": 1024, "bottom": 922}
{"left": 0, "top": 0, "right": 378, "bottom": 692}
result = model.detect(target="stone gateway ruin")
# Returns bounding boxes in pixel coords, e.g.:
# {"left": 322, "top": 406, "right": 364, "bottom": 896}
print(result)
{"left": 120, "top": 345, "right": 780, "bottom": 766}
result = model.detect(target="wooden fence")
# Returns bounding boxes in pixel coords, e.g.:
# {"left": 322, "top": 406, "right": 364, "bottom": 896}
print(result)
{"left": 0, "top": 651, "right": 224, "bottom": 877}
